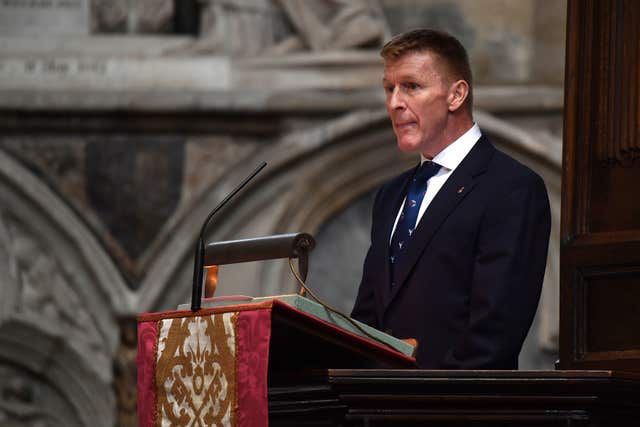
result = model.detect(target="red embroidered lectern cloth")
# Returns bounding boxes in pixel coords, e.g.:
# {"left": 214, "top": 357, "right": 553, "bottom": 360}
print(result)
{"left": 137, "top": 302, "right": 272, "bottom": 427}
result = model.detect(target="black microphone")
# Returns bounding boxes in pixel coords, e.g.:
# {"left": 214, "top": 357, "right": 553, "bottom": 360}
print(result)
{"left": 191, "top": 161, "right": 267, "bottom": 311}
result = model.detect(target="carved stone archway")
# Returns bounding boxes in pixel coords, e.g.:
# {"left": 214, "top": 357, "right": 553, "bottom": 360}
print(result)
{"left": 0, "top": 149, "right": 127, "bottom": 427}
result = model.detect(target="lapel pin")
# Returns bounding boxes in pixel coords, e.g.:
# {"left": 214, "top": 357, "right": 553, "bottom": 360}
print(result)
{"left": 457, "top": 186, "right": 465, "bottom": 194}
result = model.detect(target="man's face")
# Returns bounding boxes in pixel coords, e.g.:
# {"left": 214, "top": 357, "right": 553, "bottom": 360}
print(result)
{"left": 383, "top": 51, "right": 452, "bottom": 157}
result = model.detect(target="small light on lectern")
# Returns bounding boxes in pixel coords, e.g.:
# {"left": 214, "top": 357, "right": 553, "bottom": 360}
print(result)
{"left": 204, "top": 265, "right": 219, "bottom": 298}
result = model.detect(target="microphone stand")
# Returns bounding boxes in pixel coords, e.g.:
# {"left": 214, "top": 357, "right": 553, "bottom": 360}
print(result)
{"left": 190, "top": 161, "right": 267, "bottom": 311}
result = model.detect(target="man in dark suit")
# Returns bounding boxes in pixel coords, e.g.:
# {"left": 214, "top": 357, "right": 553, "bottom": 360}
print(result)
{"left": 351, "top": 29, "right": 551, "bottom": 369}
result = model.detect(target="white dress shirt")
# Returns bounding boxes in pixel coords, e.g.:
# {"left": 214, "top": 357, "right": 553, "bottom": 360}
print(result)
{"left": 390, "top": 123, "right": 482, "bottom": 240}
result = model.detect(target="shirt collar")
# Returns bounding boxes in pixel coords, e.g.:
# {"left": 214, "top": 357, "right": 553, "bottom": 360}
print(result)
{"left": 421, "top": 123, "right": 482, "bottom": 171}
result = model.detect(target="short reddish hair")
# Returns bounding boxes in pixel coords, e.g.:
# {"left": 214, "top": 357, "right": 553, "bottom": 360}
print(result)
{"left": 381, "top": 29, "right": 473, "bottom": 106}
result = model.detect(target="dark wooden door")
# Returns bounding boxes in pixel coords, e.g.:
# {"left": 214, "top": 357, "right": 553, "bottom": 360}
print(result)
{"left": 560, "top": 0, "right": 640, "bottom": 371}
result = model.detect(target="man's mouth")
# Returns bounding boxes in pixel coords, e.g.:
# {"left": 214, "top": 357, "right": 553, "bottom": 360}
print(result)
{"left": 395, "top": 121, "right": 416, "bottom": 131}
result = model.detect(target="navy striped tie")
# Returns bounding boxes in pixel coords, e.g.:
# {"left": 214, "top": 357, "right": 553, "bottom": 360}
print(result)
{"left": 389, "top": 161, "right": 441, "bottom": 288}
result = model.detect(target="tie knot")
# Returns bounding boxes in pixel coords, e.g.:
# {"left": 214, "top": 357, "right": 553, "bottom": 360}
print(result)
{"left": 415, "top": 161, "right": 441, "bottom": 183}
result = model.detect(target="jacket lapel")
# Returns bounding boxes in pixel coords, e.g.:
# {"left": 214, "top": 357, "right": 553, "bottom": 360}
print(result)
{"left": 385, "top": 136, "right": 495, "bottom": 309}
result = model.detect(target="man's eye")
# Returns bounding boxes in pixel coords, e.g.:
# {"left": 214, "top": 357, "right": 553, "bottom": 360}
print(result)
{"left": 404, "top": 83, "right": 419, "bottom": 90}
{"left": 384, "top": 85, "right": 394, "bottom": 93}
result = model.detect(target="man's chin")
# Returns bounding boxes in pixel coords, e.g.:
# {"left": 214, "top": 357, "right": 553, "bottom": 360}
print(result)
{"left": 396, "top": 138, "right": 423, "bottom": 153}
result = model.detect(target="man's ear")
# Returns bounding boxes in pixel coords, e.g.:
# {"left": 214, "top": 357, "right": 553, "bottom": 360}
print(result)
{"left": 447, "top": 80, "right": 469, "bottom": 112}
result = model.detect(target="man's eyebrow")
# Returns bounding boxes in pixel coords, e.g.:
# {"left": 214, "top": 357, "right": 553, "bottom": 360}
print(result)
{"left": 384, "top": 72, "right": 419, "bottom": 82}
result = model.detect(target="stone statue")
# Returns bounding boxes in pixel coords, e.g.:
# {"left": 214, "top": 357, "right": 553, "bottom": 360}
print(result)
{"left": 188, "top": 0, "right": 389, "bottom": 56}
{"left": 273, "top": 0, "right": 389, "bottom": 53}
{"left": 92, "top": 0, "right": 174, "bottom": 33}
{"left": 192, "top": 0, "right": 287, "bottom": 55}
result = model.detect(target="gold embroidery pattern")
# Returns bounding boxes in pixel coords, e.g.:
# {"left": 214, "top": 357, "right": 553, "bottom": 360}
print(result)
{"left": 156, "top": 313, "right": 237, "bottom": 426}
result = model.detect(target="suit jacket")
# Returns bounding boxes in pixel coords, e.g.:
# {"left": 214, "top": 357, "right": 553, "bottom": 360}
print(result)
{"left": 351, "top": 135, "right": 551, "bottom": 369}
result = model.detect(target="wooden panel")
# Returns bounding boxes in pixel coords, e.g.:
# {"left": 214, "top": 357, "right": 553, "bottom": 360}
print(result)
{"left": 590, "top": 164, "right": 640, "bottom": 233}
{"left": 268, "top": 370, "right": 640, "bottom": 426}
{"left": 560, "top": 0, "right": 640, "bottom": 371}
{"left": 564, "top": 0, "right": 640, "bottom": 237}
{"left": 587, "top": 0, "right": 640, "bottom": 233}
{"left": 575, "top": 267, "right": 640, "bottom": 358}
{"left": 590, "top": 1, "right": 640, "bottom": 167}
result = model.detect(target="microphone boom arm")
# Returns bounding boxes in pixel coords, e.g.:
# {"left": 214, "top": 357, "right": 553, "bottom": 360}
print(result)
{"left": 191, "top": 161, "right": 267, "bottom": 311}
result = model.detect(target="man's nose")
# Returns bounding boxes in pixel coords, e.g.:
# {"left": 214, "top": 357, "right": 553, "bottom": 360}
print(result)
{"left": 388, "top": 87, "right": 406, "bottom": 110}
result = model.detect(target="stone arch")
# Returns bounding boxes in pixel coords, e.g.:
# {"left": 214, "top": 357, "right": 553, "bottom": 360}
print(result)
{"left": 0, "top": 324, "right": 114, "bottom": 427}
{"left": 0, "top": 149, "right": 131, "bottom": 315}
{"left": 0, "top": 148, "right": 128, "bottom": 427}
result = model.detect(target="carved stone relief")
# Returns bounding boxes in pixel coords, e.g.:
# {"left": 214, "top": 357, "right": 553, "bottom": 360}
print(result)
{"left": 0, "top": 364, "right": 80, "bottom": 427}
{"left": 0, "top": 210, "right": 110, "bottom": 380}
{"left": 273, "top": 0, "right": 389, "bottom": 53}
{"left": 187, "top": 0, "right": 388, "bottom": 56}
{"left": 188, "top": 0, "right": 290, "bottom": 56}
{"left": 92, "top": 0, "right": 174, "bottom": 33}
{"left": 0, "top": 148, "right": 121, "bottom": 427}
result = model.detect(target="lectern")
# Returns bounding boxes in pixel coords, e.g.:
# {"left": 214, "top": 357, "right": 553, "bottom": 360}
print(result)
{"left": 138, "top": 298, "right": 416, "bottom": 426}
{"left": 137, "top": 233, "right": 416, "bottom": 427}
